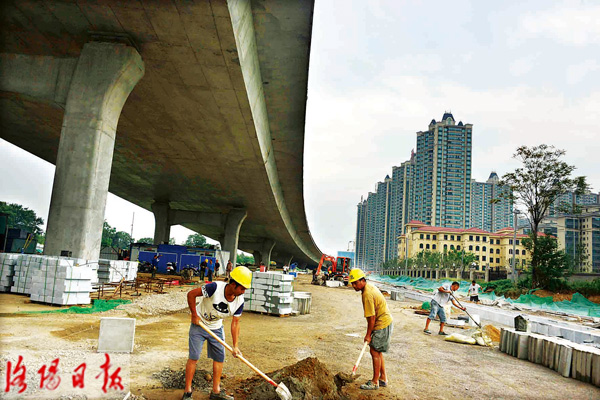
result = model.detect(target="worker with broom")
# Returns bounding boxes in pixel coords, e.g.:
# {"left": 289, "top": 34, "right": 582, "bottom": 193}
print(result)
{"left": 349, "top": 268, "right": 393, "bottom": 390}
{"left": 182, "top": 266, "right": 252, "bottom": 400}
{"left": 423, "top": 281, "right": 466, "bottom": 336}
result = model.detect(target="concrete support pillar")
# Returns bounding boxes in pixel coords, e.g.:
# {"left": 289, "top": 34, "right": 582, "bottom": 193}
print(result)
{"left": 445, "top": 270, "right": 450, "bottom": 279}
{"left": 485, "top": 268, "right": 490, "bottom": 282}
{"left": 44, "top": 42, "right": 144, "bottom": 259}
{"left": 435, "top": 269, "right": 440, "bottom": 280}
{"left": 222, "top": 209, "right": 247, "bottom": 266}
{"left": 253, "top": 251, "right": 261, "bottom": 266}
{"left": 152, "top": 201, "right": 171, "bottom": 245}
{"left": 260, "top": 239, "right": 276, "bottom": 268}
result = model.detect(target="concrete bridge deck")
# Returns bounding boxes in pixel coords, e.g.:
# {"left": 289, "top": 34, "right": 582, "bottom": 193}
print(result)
{"left": 0, "top": 0, "right": 321, "bottom": 265}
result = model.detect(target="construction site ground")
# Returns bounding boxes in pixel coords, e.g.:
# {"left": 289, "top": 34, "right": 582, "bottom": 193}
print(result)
{"left": 1, "top": 273, "right": 599, "bottom": 400}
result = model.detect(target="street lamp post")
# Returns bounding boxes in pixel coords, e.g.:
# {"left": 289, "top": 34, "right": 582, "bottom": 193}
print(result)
{"left": 511, "top": 209, "right": 520, "bottom": 283}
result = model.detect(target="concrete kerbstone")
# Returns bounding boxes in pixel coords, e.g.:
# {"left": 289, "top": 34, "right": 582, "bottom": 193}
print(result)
{"left": 97, "top": 317, "right": 136, "bottom": 353}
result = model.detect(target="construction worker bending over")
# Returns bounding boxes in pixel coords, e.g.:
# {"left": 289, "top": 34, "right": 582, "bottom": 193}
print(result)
{"left": 182, "top": 266, "right": 252, "bottom": 400}
{"left": 349, "top": 268, "right": 393, "bottom": 390}
{"left": 423, "top": 281, "right": 466, "bottom": 336}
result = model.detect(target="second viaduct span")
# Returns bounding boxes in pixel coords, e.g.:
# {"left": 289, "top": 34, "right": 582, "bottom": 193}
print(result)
{"left": 0, "top": 0, "right": 321, "bottom": 266}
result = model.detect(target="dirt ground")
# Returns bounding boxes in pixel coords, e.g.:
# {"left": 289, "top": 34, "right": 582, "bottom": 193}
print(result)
{"left": 1, "top": 274, "right": 600, "bottom": 400}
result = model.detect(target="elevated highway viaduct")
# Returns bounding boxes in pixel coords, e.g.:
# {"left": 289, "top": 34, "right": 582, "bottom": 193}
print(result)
{"left": 0, "top": 0, "right": 321, "bottom": 267}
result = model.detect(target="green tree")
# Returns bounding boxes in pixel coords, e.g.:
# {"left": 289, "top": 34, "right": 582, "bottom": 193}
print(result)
{"left": 137, "top": 237, "right": 153, "bottom": 244}
{"left": 501, "top": 145, "right": 588, "bottom": 287}
{"left": 101, "top": 221, "right": 116, "bottom": 247}
{"left": 236, "top": 252, "right": 254, "bottom": 265}
{"left": 425, "top": 251, "right": 441, "bottom": 269}
{"left": 522, "top": 233, "right": 571, "bottom": 290}
{"left": 169, "top": 237, "right": 176, "bottom": 245}
{"left": 380, "top": 257, "right": 399, "bottom": 270}
{"left": 0, "top": 202, "right": 44, "bottom": 235}
{"left": 185, "top": 233, "right": 208, "bottom": 248}
{"left": 112, "top": 231, "right": 133, "bottom": 249}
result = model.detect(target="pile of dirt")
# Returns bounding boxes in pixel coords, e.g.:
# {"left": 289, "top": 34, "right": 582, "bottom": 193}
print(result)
{"left": 483, "top": 325, "right": 501, "bottom": 342}
{"left": 152, "top": 367, "right": 213, "bottom": 391}
{"left": 235, "top": 357, "right": 348, "bottom": 400}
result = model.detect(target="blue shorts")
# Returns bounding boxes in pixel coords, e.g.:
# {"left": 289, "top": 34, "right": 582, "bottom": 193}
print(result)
{"left": 428, "top": 300, "right": 447, "bottom": 323}
{"left": 189, "top": 324, "right": 225, "bottom": 362}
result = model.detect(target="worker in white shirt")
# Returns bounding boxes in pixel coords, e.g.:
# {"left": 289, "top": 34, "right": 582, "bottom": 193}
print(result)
{"left": 468, "top": 280, "right": 482, "bottom": 303}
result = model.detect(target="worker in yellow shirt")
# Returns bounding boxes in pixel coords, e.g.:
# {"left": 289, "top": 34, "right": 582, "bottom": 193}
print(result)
{"left": 349, "top": 268, "right": 393, "bottom": 390}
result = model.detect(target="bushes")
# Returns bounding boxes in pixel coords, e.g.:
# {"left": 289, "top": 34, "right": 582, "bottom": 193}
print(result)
{"left": 484, "top": 277, "right": 600, "bottom": 298}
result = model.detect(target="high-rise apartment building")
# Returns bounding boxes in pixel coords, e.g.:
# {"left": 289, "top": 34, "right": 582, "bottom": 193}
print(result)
{"left": 548, "top": 191, "right": 600, "bottom": 216}
{"left": 412, "top": 113, "right": 472, "bottom": 228}
{"left": 556, "top": 205, "right": 600, "bottom": 272}
{"left": 355, "top": 113, "right": 474, "bottom": 270}
{"left": 470, "top": 172, "right": 513, "bottom": 232}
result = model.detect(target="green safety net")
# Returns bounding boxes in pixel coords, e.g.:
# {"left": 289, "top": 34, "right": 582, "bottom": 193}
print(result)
{"left": 374, "top": 274, "right": 600, "bottom": 318}
{"left": 19, "top": 299, "right": 131, "bottom": 315}
{"left": 421, "top": 301, "right": 431, "bottom": 310}
{"left": 371, "top": 274, "right": 471, "bottom": 294}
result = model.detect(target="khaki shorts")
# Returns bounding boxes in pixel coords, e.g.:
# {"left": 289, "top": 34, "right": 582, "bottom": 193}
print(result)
{"left": 370, "top": 323, "right": 393, "bottom": 353}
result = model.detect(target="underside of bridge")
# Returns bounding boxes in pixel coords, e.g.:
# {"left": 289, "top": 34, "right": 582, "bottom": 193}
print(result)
{"left": 0, "top": 0, "right": 321, "bottom": 266}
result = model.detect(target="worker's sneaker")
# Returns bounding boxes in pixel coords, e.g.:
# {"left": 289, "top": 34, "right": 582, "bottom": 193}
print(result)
{"left": 209, "top": 390, "right": 234, "bottom": 400}
{"left": 360, "top": 380, "right": 379, "bottom": 390}
{"left": 438, "top": 331, "right": 448, "bottom": 336}
{"left": 181, "top": 392, "right": 193, "bottom": 400}
{"left": 378, "top": 380, "right": 388, "bottom": 387}
{"left": 423, "top": 329, "right": 431, "bottom": 335}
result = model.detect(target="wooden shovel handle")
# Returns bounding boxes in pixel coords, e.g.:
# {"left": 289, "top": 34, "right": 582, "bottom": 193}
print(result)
{"left": 352, "top": 341, "right": 369, "bottom": 374}
{"left": 194, "top": 320, "right": 278, "bottom": 387}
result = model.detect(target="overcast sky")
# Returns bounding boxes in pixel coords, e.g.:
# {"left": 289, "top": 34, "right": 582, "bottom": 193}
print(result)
{"left": 1, "top": 0, "right": 599, "bottom": 257}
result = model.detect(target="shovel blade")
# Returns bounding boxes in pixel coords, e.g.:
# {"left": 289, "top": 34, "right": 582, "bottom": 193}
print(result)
{"left": 276, "top": 382, "right": 292, "bottom": 400}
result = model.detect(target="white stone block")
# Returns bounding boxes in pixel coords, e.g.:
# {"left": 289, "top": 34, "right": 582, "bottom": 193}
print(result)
{"left": 97, "top": 317, "right": 136, "bottom": 353}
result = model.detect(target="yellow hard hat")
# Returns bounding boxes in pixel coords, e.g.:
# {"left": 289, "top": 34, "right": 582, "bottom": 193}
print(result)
{"left": 348, "top": 268, "right": 366, "bottom": 283}
{"left": 230, "top": 266, "right": 252, "bottom": 288}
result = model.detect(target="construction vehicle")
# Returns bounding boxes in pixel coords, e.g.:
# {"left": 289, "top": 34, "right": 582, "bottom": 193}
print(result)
{"left": 311, "top": 254, "right": 352, "bottom": 286}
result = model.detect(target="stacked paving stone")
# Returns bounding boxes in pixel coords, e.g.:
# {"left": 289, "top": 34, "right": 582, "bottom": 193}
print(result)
{"left": 29, "top": 257, "right": 94, "bottom": 305}
{"left": 97, "top": 260, "right": 138, "bottom": 283}
{"left": 11, "top": 255, "right": 44, "bottom": 294}
{"left": 0, "top": 253, "right": 20, "bottom": 292}
{"left": 245, "top": 271, "right": 294, "bottom": 315}
{"left": 500, "top": 327, "right": 600, "bottom": 386}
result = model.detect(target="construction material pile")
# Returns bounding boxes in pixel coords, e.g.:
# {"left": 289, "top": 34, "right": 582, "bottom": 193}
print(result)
{"left": 30, "top": 257, "right": 95, "bottom": 305}
{"left": 152, "top": 367, "right": 213, "bottom": 391}
{"left": 11, "top": 254, "right": 43, "bottom": 294}
{"left": 245, "top": 272, "right": 294, "bottom": 315}
{"left": 97, "top": 259, "right": 138, "bottom": 283}
{"left": 500, "top": 327, "right": 600, "bottom": 386}
{"left": 236, "top": 357, "right": 347, "bottom": 400}
{"left": 0, "top": 253, "right": 19, "bottom": 292}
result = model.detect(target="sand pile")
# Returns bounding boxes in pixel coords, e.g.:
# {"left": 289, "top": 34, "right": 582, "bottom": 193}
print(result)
{"left": 483, "top": 325, "right": 501, "bottom": 342}
{"left": 235, "top": 357, "right": 348, "bottom": 400}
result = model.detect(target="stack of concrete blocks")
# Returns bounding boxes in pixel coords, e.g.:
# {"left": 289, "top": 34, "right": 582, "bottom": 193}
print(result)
{"left": 11, "top": 255, "right": 44, "bottom": 294}
{"left": 29, "top": 257, "right": 94, "bottom": 305}
{"left": 500, "top": 328, "right": 600, "bottom": 386}
{"left": 390, "top": 290, "right": 405, "bottom": 301}
{"left": 245, "top": 272, "right": 294, "bottom": 315}
{"left": 97, "top": 260, "right": 138, "bottom": 283}
{"left": 0, "top": 253, "right": 19, "bottom": 292}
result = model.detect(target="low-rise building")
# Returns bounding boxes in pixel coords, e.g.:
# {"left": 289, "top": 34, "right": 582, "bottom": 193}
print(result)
{"left": 398, "top": 220, "right": 531, "bottom": 271}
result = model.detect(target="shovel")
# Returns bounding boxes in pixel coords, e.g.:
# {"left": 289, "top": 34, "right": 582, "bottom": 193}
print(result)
{"left": 352, "top": 341, "right": 369, "bottom": 375}
{"left": 195, "top": 320, "right": 292, "bottom": 400}
{"left": 336, "top": 341, "right": 369, "bottom": 384}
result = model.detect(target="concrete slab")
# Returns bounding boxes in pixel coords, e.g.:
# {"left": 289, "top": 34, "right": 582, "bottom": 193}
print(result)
{"left": 97, "top": 317, "right": 136, "bottom": 353}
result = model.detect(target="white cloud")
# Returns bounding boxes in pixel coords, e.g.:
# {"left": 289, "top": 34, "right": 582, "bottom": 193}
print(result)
{"left": 509, "top": 54, "right": 538, "bottom": 76}
{"left": 566, "top": 59, "right": 600, "bottom": 84}
{"left": 518, "top": 3, "right": 600, "bottom": 46}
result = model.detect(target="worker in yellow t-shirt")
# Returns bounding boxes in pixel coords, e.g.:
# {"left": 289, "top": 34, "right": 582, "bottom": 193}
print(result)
{"left": 349, "top": 268, "right": 393, "bottom": 390}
